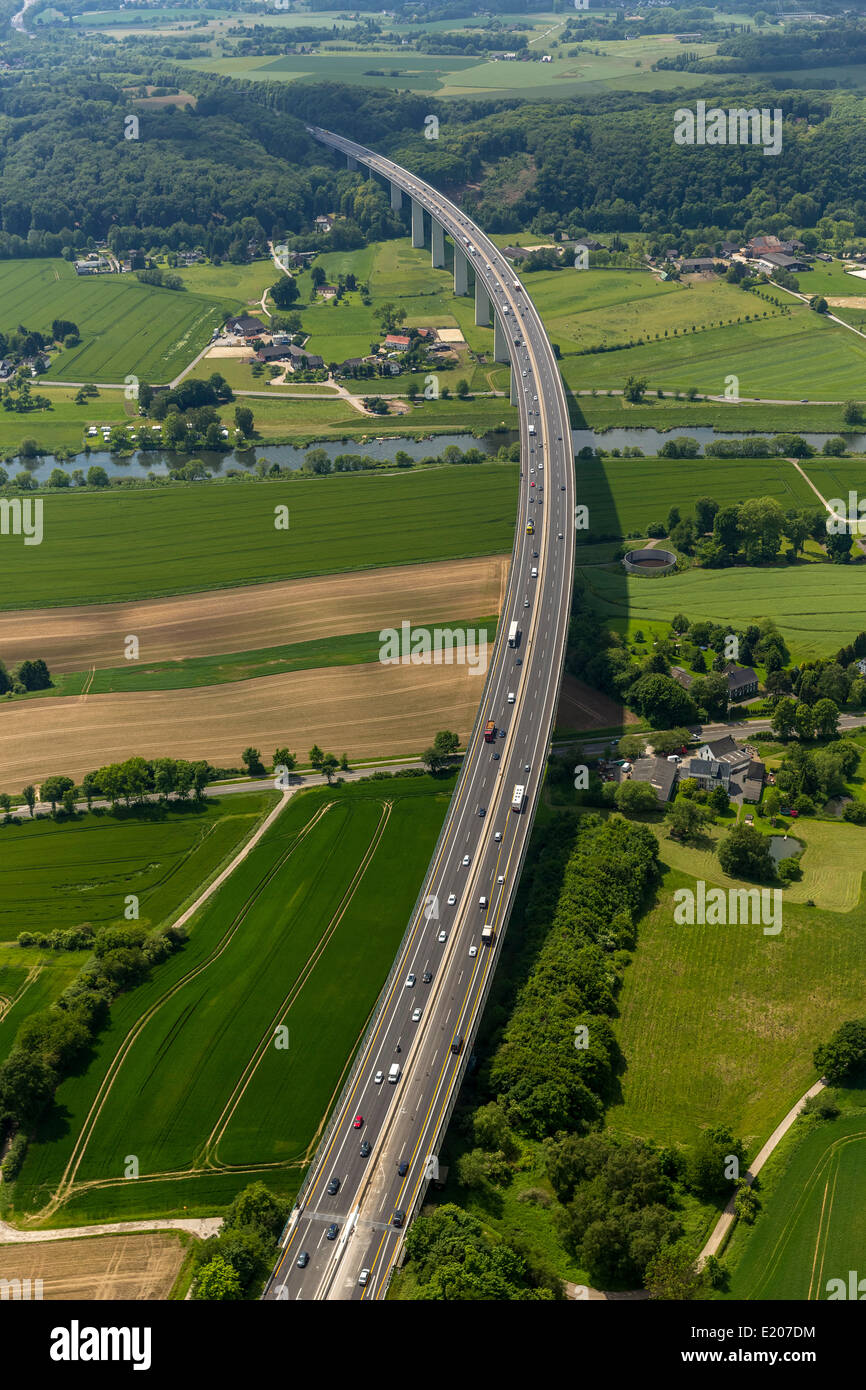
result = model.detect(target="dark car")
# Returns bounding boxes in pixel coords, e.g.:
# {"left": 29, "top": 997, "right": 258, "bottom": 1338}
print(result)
{"left": 326, "top": 1223, "right": 339, "bottom": 1240}
{"left": 478, "top": 806, "right": 485, "bottom": 816}
{"left": 422, "top": 970, "right": 433, "bottom": 983}
{"left": 297, "top": 1251, "right": 310, "bottom": 1268}
{"left": 327, "top": 1177, "right": 340, "bottom": 1196}
{"left": 516, "top": 658, "right": 523, "bottom": 667}
{"left": 360, "top": 1140, "right": 371, "bottom": 1157}
{"left": 397, "top": 1159, "right": 409, "bottom": 1176}
{"left": 392, "top": 1209, "right": 405, "bottom": 1228}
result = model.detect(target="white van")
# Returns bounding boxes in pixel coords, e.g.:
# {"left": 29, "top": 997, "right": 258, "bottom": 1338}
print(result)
{"left": 507, "top": 692, "right": 515, "bottom": 703}
{"left": 388, "top": 1062, "right": 401, "bottom": 1083}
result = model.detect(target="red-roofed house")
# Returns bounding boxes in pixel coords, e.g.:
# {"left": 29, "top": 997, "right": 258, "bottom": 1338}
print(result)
{"left": 384, "top": 334, "right": 411, "bottom": 349}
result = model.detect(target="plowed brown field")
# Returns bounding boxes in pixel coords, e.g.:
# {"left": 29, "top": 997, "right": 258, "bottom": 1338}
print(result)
{"left": 0, "top": 1232, "right": 186, "bottom": 1300}
{"left": 0, "top": 661, "right": 485, "bottom": 787}
{"left": 0, "top": 556, "right": 508, "bottom": 673}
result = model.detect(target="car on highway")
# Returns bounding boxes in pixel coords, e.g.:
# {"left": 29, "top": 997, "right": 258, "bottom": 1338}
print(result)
{"left": 353, "top": 1114, "right": 363, "bottom": 1128}
{"left": 494, "top": 831, "right": 502, "bottom": 841}
{"left": 438, "top": 929, "right": 447, "bottom": 942}
{"left": 478, "top": 805, "right": 486, "bottom": 816}
{"left": 523, "top": 597, "right": 529, "bottom": 607}
{"left": 497, "top": 873, "right": 505, "bottom": 883}
{"left": 479, "top": 895, "right": 487, "bottom": 907}
{"left": 397, "top": 1159, "right": 409, "bottom": 1176}
{"left": 531, "top": 567, "right": 538, "bottom": 577}
{"left": 516, "top": 657, "right": 523, "bottom": 667}
{"left": 326, "top": 1224, "right": 339, "bottom": 1240}
{"left": 360, "top": 1140, "right": 371, "bottom": 1157}
{"left": 493, "top": 751, "right": 500, "bottom": 760}
{"left": 359, "top": 1269, "right": 370, "bottom": 1286}
{"left": 411, "top": 1007, "right": 422, "bottom": 1022}
{"left": 462, "top": 854, "right": 471, "bottom": 865}
{"left": 374, "top": 1070, "right": 384, "bottom": 1084}
{"left": 423, "top": 970, "right": 433, "bottom": 983}
{"left": 297, "top": 1251, "right": 310, "bottom": 1268}
{"left": 469, "top": 944, "right": 478, "bottom": 957}
{"left": 392, "top": 1210, "right": 405, "bottom": 1228}
{"left": 447, "top": 892, "right": 456, "bottom": 904}
{"left": 327, "top": 1176, "right": 340, "bottom": 1195}
{"left": 405, "top": 973, "right": 416, "bottom": 988}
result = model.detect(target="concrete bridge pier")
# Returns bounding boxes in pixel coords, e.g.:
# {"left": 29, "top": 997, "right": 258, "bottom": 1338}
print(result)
{"left": 431, "top": 220, "right": 445, "bottom": 268}
{"left": 494, "top": 313, "right": 511, "bottom": 364}
{"left": 411, "top": 198, "right": 425, "bottom": 249}
{"left": 453, "top": 246, "right": 468, "bottom": 296}
{"left": 474, "top": 276, "right": 490, "bottom": 327}
{"left": 390, "top": 181, "right": 402, "bottom": 211}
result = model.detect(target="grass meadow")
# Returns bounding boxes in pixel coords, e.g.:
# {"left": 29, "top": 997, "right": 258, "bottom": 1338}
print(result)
{"left": 9, "top": 777, "right": 450, "bottom": 1223}
{"left": 0, "top": 464, "right": 517, "bottom": 609}
{"left": 0, "top": 260, "right": 225, "bottom": 385}
{"left": 605, "top": 814, "right": 866, "bottom": 1155}
{"left": 583, "top": 562, "right": 866, "bottom": 662}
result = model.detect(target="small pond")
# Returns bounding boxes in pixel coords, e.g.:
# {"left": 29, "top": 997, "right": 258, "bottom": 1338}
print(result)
{"left": 768, "top": 835, "right": 803, "bottom": 864}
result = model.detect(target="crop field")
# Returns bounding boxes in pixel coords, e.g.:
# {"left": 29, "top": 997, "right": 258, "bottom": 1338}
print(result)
{"left": 724, "top": 1111, "right": 866, "bottom": 1299}
{"left": 575, "top": 455, "right": 816, "bottom": 538}
{"left": 0, "top": 1231, "right": 189, "bottom": 1300}
{"left": 0, "top": 556, "right": 507, "bottom": 674}
{"left": 559, "top": 303, "right": 866, "bottom": 399}
{"left": 0, "top": 654, "right": 486, "bottom": 788}
{"left": 12, "top": 778, "right": 450, "bottom": 1222}
{"left": 0, "top": 260, "right": 224, "bottom": 385}
{"left": 0, "top": 465, "right": 517, "bottom": 610}
{"left": 607, "top": 817, "right": 866, "bottom": 1152}
{"left": 0, "top": 796, "right": 276, "bottom": 1061}
{"left": 583, "top": 562, "right": 866, "bottom": 661}
{"left": 180, "top": 35, "right": 718, "bottom": 98}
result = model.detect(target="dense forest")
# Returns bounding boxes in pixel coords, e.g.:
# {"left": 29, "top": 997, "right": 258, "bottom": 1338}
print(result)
{"left": 0, "top": 75, "right": 404, "bottom": 258}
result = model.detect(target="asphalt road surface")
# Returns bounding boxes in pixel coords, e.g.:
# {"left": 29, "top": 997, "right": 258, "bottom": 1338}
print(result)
{"left": 262, "top": 125, "right": 576, "bottom": 1301}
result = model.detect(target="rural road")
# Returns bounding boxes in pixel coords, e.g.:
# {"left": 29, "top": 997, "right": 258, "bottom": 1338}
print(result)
{"left": 0, "top": 1216, "right": 221, "bottom": 1244}
{"left": 698, "top": 1078, "right": 827, "bottom": 1266}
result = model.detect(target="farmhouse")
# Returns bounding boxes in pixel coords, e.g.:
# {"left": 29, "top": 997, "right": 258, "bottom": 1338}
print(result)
{"left": 314, "top": 215, "right": 333, "bottom": 233}
{"left": 679, "top": 257, "right": 717, "bottom": 273}
{"left": 757, "top": 252, "right": 810, "bottom": 273}
{"left": 742, "top": 760, "right": 767, "bottom": 804}
{"left": 318, "top": 284, "right": 338, "bottom": 300}
{"left": 285, "top": 344, "right": 324, "bottom": 370}
{"left": 227, "top": 315, "right": 267, "bottom": 339}
{"left": 618, "top": 756, "right": 678, "bottom": 802}
{"left": 694, "top": 734, "right": 750, "bottom": 774}
{"left": 255, "top": 344, "right": 291, "bottom": 363}
{"left": 384, "top": 334, "right": 411, "bottom": 350}
{"left": 724, "top": 662, "right": 759, "bottom": 698}
{"left": 686, "top": 756, "right": 730, "bottom": 790}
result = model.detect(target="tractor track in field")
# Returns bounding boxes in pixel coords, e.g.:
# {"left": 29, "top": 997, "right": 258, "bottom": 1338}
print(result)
{"left": 25, "top": 790, "right": 302, "bottom": 1223}
{"left": 202, "top": 800, "right": 394, "bottom": 1167}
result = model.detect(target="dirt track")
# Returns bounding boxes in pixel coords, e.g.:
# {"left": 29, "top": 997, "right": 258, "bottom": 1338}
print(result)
{"left": 0, "top": 557, "right": 508, "bottom": 673}
{"left": 0, "top": 662, "right": 485, "bottom": 787}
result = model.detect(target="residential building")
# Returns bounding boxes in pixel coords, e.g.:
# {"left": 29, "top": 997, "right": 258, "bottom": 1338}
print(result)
{"left": 619, "top": 755, "right": 678, "bottom": 802}
{"left": 724, "top": 662, "right": 759, "bottom": 698}
{"left": 227, "top": 315, "right": 267, "bottom": 339}
{"left": 384, "top": 334, "right": 411, "bottom": 350}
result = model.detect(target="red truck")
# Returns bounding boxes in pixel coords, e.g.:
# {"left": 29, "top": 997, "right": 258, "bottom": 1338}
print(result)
{"left": 483, "top": 720, "right": 497, "bottom": 743}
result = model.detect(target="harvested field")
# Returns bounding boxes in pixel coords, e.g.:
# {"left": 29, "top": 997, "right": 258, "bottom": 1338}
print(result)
{"left": 0, "top": 662, "right": 483, "bottom": 787}
{"left": 555, "top": 674, "right": 637, "bottom": 733}
{"left": 0, "top": 556, "right": 508, "bottom": 674}
{"left": 0, "top": 1231, "right": 186, "bottom": 1299}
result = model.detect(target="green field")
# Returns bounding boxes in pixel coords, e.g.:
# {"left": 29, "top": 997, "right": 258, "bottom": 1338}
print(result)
{"left": 10, "top": 777, "right": 450, "bottom": 1223}
{"left": 575, "top": 455, "right": 816, "bottom": 539}
{"left": 575, "top": 394, "right": 855, "bottom": 434}
{"left": 0, "top": 385, "right": 134, "bottom": 455}
{"left": 607, "top": 815, "right": 866, "bottom": 1154}
{"left": 12, "top": 619, "right": 498, "bottom": 698}
{"left": 723, "top": 1107, "right": 866, "bottom": 1299}
{"left": 0, "top": 795, "right": 276, "bottom": 1071}
{"left": 0, "top": 464, "right": 517, "bottom": 609}
{"left": 560, "top": 299, "right": 866, "bottom": 399}
{"left": 583, "top": 561, "right": 866, "bottom": 661}
{"left": 0, "top": 260, "right": 226, "bottom": 385}
{"left": 180, "top": 33, "right": 719, "bottom": 99}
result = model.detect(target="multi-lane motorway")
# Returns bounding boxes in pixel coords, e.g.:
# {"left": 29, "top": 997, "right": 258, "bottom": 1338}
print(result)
{"left": 262, "top": 127, "right": 575, "bottom": 1302}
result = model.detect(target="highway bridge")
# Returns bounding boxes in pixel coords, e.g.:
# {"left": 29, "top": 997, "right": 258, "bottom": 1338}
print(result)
{"left": 263, "top": 126, "right": 575, "bottom": 1302}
